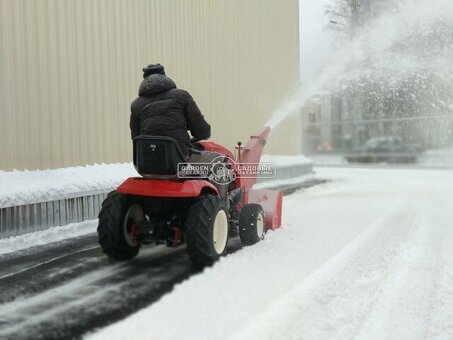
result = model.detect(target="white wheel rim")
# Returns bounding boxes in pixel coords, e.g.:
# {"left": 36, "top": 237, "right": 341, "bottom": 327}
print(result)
{"left": 213, "top": 209, "right": 228, "bottom": 255}
{"left": 257, "top": 212, "right": 265, "bottom": 238}
{"left": 123, "top": 204, "right": 144, "bottom": 247}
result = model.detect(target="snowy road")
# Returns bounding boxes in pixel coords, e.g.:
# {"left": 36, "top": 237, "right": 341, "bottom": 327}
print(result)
{"left": 0, "top": 234, "right": 195, "bottom": 339}
{"left": 0, "top": 182, "right": 316, "bottom": 339}
{"left": 90, "top": 168, "right": 453, "bottom": 340}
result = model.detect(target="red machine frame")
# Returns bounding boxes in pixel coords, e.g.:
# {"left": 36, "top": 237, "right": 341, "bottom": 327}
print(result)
{"left": 116, "top": 126, "right": 282, "bottom": 231}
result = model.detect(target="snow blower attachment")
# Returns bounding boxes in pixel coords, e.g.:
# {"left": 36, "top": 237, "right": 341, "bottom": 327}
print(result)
{"left": 97, "top": 126, "right": 282, "bottom": 268}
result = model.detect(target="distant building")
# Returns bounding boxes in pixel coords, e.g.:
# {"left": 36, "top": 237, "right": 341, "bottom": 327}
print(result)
{"left": 301, "top": 95, "right": 332, "bottom": 153}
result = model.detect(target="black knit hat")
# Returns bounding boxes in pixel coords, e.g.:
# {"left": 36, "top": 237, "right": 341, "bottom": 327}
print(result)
{"left": 143, "top": 64, "right": 165, "bottom": 78}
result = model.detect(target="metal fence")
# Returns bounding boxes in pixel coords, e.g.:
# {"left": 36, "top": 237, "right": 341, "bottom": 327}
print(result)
{"left": 302, "top": 115, "right": 453, "bottom": 168}
{"left": 0, "top": 192, "right": 109, "bottom": 239}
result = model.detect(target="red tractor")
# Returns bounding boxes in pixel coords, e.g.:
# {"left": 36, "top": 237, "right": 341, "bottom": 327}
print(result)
{"left": 97, "top": 126, "right": 282, "bottom": 268}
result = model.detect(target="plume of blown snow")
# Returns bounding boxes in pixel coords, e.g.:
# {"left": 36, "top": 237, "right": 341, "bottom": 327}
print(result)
{"left": 267, "top": 0, "right": 453, "bottom": 129}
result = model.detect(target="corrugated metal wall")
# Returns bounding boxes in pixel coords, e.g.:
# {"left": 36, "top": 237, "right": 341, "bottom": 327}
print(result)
{"left": 0, "top": 0, "right": 300, "bottom": 171}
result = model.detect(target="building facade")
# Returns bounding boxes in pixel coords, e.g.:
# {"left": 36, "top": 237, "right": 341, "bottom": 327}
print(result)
{"left": 0, "top": 0, "right": 300, "bottom": 171}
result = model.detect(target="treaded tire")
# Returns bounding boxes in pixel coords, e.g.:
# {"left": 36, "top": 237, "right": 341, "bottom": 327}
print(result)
{"left": 97, "top": 191, "right": 142, "bottom": 260}
{"left": 239, "top": 204, "right": 265, "bottom": 246}
{"left": 186, "top": 195, "right": 229, "bottom": 268}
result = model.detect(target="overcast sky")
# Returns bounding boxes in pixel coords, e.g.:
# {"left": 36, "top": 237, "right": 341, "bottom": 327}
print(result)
{"left": 299, "top": 0, "right": 333, "bottom": 82}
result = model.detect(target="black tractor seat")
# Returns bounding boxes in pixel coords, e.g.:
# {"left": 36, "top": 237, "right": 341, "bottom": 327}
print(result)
{"left": 133, "top": 135, "right": 188, "bottom": 179}
{"left": 133, "top": 135, "right": 228, "bottom": 185}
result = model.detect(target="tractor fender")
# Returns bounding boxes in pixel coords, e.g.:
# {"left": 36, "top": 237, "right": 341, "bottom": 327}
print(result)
{"left": 117, "top": 178, "right": 219, "bottom": 198}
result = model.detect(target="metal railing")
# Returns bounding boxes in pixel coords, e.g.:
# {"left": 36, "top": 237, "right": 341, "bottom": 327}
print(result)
{"left": 0, "top": 192, "right": 109, "bottom": 239}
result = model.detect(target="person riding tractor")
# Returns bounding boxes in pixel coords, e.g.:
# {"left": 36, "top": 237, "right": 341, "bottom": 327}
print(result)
{"left": 96, "top": 64, "right": 281, "bottom": 268}
{"left": 130, "top": 64, "right": 230, "bottom": 199}
{"left": 130, "top": 64, "right": 210, "bottom": 157}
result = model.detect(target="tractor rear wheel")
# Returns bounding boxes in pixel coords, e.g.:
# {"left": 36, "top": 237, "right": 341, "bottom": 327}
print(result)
{"left": 239, "top": 204, "right": 265, "bottom": 246}
{"left": 186, "top": 195, "right": 229, "bottom": 268}
{"left": 97, "top": 191, "right": 144, "bottom": 260}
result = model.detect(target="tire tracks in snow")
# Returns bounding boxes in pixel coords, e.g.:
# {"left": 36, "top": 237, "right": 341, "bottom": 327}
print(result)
{"left": 0, "top": 246, "right": 192, "bottom": 339}
{"left": 0, "top": 233, "right": 98, "bottom": 277}
{"left": 0, "top": 234, "right": 246, "bottom": 339}
{"left": 232, "top": 193, "right": 453, "bottom": 340}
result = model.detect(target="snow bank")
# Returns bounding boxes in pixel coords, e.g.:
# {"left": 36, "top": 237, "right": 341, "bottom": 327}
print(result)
{"left": 0, "top": 163, "right": 138, "bottom": 208}
{"left": 254, "top": 173, "right": 315, "bottom": 190}
{"left": 261, "top": 154, "right": 312, "bottom": 166}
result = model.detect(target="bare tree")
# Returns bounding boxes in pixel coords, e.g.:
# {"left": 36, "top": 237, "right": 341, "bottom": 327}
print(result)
{"left": 325, "top": 0, "right": 379, "bottom": 39}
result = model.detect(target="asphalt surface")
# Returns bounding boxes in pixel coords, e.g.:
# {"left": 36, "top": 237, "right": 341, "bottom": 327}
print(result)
{"left": 0, "top": 181, "right": 324, "bottom": 340}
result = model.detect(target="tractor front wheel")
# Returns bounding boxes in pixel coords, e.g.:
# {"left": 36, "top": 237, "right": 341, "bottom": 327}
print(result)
{"left": 97, "top": 191, "right": 144, "bottom": 260}
{"left": 186, "top": 195, "right": 229, "bottom": 268}
{"left": 239, "top": 204, "right": 265, "bottom": 246}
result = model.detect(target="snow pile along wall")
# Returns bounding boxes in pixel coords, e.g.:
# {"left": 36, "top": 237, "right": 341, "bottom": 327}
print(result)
{"left": 0, "top": 163, "right": 137, "bottom": 238}
{"left": 0, "top": 163, "right": 138, "bottom": 208}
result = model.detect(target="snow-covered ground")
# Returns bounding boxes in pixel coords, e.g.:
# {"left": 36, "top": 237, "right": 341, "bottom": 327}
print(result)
{"left": 89, "top": 167, "right": 453, "bottom": 340}
{"left": 0, "top": 220, "right": 97, "bottom": 255}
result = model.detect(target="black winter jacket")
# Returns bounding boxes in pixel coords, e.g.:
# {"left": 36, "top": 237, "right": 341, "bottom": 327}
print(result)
{"left": 130, "top": 74, "right": 211, "bottom": 155}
